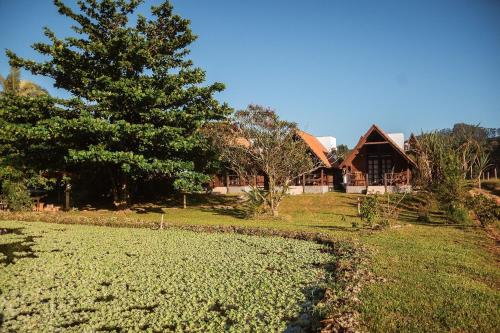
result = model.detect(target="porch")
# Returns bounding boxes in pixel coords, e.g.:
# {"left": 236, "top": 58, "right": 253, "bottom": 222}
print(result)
{"left": 210, "top": 168, "right": 334, "bottom": 195}
{"left": 344, "top": 170, "right": 412, "bottom": 194}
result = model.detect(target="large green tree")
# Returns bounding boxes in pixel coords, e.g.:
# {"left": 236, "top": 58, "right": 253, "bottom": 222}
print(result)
{"left": 4, "top": 0, "right": 230, "bottom": 207}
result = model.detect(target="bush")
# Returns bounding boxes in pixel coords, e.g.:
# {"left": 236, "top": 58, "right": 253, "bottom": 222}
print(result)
{"left": 360, "top": 195, "right": 378, "bottom": 227}
{"left": 467, "top": 194, "right": 499, "bottom": 227}
{"left": 242, "top": 187, "right": 268, "bottom": 218}
{"left": 1, "top": 180, "right": 32, "bottom": 211}
{"left": 445, "top": 204, "right": 470, "bottom": 224}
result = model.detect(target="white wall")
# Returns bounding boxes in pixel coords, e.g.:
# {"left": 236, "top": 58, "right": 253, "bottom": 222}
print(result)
{"left": 387, "top": 133, "right": 404, "bottom": 149}
{"left": 316, "top": 136, "right": 336, "bottom": 151}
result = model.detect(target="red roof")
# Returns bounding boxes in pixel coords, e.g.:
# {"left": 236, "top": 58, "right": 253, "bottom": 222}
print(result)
{"left": 297, "top": 130, "right": 332, "bottom": 167}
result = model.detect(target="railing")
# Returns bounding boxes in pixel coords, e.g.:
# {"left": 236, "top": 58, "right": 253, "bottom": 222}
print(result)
{"left": 385, "top": 171, "right": 410, "bottom": 186}
{"left": 345, "top": 170, "right": 410, "bottom": 187}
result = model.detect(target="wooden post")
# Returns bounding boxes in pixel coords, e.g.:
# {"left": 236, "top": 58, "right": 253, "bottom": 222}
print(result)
{"left": 320, "top": 169, "right": 324, "bottom": 186}
{"left": 384, "top": 173, "right": 387, "bottom": 192}
{"left": 160, "top": 214, "right": 164, "bottom": 229}
{"left": 365, "top": 173, "right": 369, "bottom": 191}
{"left": 225, "top": 174, "right": 229, "bottom": 193}
{"left": 495, "top": 168, "right": 497, "bottom": 179}
{"left": 406, "top": 168, "right": 410, "bottom": 185}
{"left": 64, "top": 183, "right": 71, "bottom": 211}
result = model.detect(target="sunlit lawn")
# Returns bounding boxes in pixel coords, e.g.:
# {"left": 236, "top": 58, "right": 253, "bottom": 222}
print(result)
{"left": 4, "top": 191, "right": 500, "bottom": 332}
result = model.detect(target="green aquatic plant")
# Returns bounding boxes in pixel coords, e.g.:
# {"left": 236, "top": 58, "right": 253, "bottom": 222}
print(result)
{"left": 0, "top": 221, "right": 331, "bottom": 332}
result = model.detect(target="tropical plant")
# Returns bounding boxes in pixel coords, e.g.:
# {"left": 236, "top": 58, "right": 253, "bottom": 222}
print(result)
{"left": 241, "top": 187, "right": 268, "bottom": 217}
{"left": 475, "top": 151, "right": 491, "bottom": 189}
{"left": 0, "top": 66, "right": 47, "bottom": 97}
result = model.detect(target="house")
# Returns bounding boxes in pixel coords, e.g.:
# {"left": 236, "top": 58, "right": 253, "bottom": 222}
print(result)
{"left": 210, "top": 130, "right": 337, "bottom": 195}
{"left": 339, "top": 124, "right": 416, "bottom": 194}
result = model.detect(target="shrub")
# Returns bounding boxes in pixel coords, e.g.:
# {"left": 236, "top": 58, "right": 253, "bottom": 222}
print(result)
{"left": 360, "top": 195, "right": 378, "bottom": 227}
{"left": 445, "top": 204, "right": 470, "bottom": 224}
{"left": 467, "top": 194, "right": 499, "bottom": 227}
{"left": 241, "top": 187, "right": 268, "bottom": 218}
{"left": 1, "top": 180, "right": 32, "bottom": 211}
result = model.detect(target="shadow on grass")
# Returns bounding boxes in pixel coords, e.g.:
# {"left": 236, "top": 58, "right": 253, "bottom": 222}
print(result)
{"left": 0, "top": 227, "right": 40, "bottom": 265}
{"left": 305, "top": 225, "right": 358, "bottom": 233}
{"left": 198, "top": 205, "right": 247, "bottom": 219}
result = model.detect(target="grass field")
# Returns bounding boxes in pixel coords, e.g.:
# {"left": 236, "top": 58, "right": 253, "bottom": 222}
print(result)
{"left": 1, "top": 191, "right": 499, "bottom": 332}
{"left": 0, "top": 220, "right": 331, "bottom": 332}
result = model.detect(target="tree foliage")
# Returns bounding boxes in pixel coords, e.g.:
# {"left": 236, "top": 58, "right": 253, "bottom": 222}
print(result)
{"left": 334, "top": 144, "right": 350, "bottom": 163}
{"left": 411, "top": 123, "right": 497, "bottom": 223}
{"left": 2, "top": 0, "right": 230, "bottom": 207}
{"left": 206, "top": 105, "right": 318, "bottom": 217}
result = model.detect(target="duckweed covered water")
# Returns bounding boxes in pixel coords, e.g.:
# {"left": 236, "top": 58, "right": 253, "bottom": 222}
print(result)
{"left": 0, "top": 220, "right": 331, "bottom": 332}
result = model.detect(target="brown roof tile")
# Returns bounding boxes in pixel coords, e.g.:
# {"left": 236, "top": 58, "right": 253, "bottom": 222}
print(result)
{"left": 297, "top": 130, "right": 332, "bottom": 167}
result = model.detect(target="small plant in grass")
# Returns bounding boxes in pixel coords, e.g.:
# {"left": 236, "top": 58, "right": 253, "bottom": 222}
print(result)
{"left": 360, "top": 195, "right": 379, "bottom": 227}
{"left": 378, "top": 192, "right": 406, "bottom": 228}
{"left": 467, "top": 194, "right": 499, "bottom": 227}
{"left": 242, "top": 187, "right": 268, "bottom": 218}
{"left": 1, "top": 180, "right": 32, "bottom": 212}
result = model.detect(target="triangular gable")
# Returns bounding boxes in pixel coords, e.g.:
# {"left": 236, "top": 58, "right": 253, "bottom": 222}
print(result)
{"left": 339, "top": 124, "right": 416, "bottom": 168}
{"left": 297, "top": 130, "right": 332, "bottom": 168}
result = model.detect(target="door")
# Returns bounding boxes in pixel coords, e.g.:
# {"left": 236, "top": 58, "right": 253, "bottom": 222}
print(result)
{"left": 368, "top": 157, "right": 393, "bottom": 185}
{"left": 368, "top": 158, "right": 379, "bottom": 185}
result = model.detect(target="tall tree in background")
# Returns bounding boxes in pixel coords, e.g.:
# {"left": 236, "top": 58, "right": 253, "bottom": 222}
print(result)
{"left": 5, "top": 0, "right": 230, "bottom": 207}
{"left": 335, "top": 144, "right": 350, "bottom": 163}
{"left": 0, "top": 66, "right": 47, "bottom": 97}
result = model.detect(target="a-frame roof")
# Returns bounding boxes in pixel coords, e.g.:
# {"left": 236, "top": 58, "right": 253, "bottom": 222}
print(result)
{"left": 339, "top": 124, "right": 416, "bottom": 168}
{"left": 297, "top": 130, "right": 332, "bottom": 168}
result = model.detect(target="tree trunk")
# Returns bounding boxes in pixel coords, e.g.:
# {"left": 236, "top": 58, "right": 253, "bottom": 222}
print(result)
{"left": 183, "top": 194, "right": 187, "bottom": 209}
{"left": 121, "top": 177, "right": 130, "bottom": 207}
{"left": 271, "top": 206, "right": 279, "bottom": 217}
{"left": 111, "top": 172, "right": 131, "bottom": 209}
{"left": 478, "top": 173, "right": 482, "bottom": 189}
{"left": 64, "top": 183, "right": 71, "bottom": 211}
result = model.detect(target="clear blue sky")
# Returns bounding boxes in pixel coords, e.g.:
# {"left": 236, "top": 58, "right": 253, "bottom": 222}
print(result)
{"left": 1, "top": 0, "right": 499, "bottom": 146}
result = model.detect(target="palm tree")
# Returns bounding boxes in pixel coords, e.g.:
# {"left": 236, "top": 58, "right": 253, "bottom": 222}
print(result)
{"left": 0, "top": 66, "right": 47, "bottom": 97}
{"left": 475, "top": 151, "right": 491, "bottom": 189}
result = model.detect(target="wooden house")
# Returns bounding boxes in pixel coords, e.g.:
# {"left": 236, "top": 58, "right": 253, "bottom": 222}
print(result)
{"left": 210, "top": 130, "right": 336, "bottom": 195}
{"left": 339, "top": 124, "right": 416, "bottom": 194}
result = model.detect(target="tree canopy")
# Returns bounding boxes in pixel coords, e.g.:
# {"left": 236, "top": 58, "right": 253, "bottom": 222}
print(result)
{"left": 1, "top": 0, "right": 230, "bottom": 207}
{"left": 206, "top": 105, "right": 319, "bottom": 217}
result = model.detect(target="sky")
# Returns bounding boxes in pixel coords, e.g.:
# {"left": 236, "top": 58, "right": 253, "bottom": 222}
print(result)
{"left": 0, "top": 0, "right": 499, "bottom": 147}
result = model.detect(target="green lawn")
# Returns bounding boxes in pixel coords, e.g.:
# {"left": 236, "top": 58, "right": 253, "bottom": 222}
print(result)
{"left": 0, "top": 220, "right": 330, "bottom": 332}
{"left": 1, "top": 192, "right": 499, "bottom": 332}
